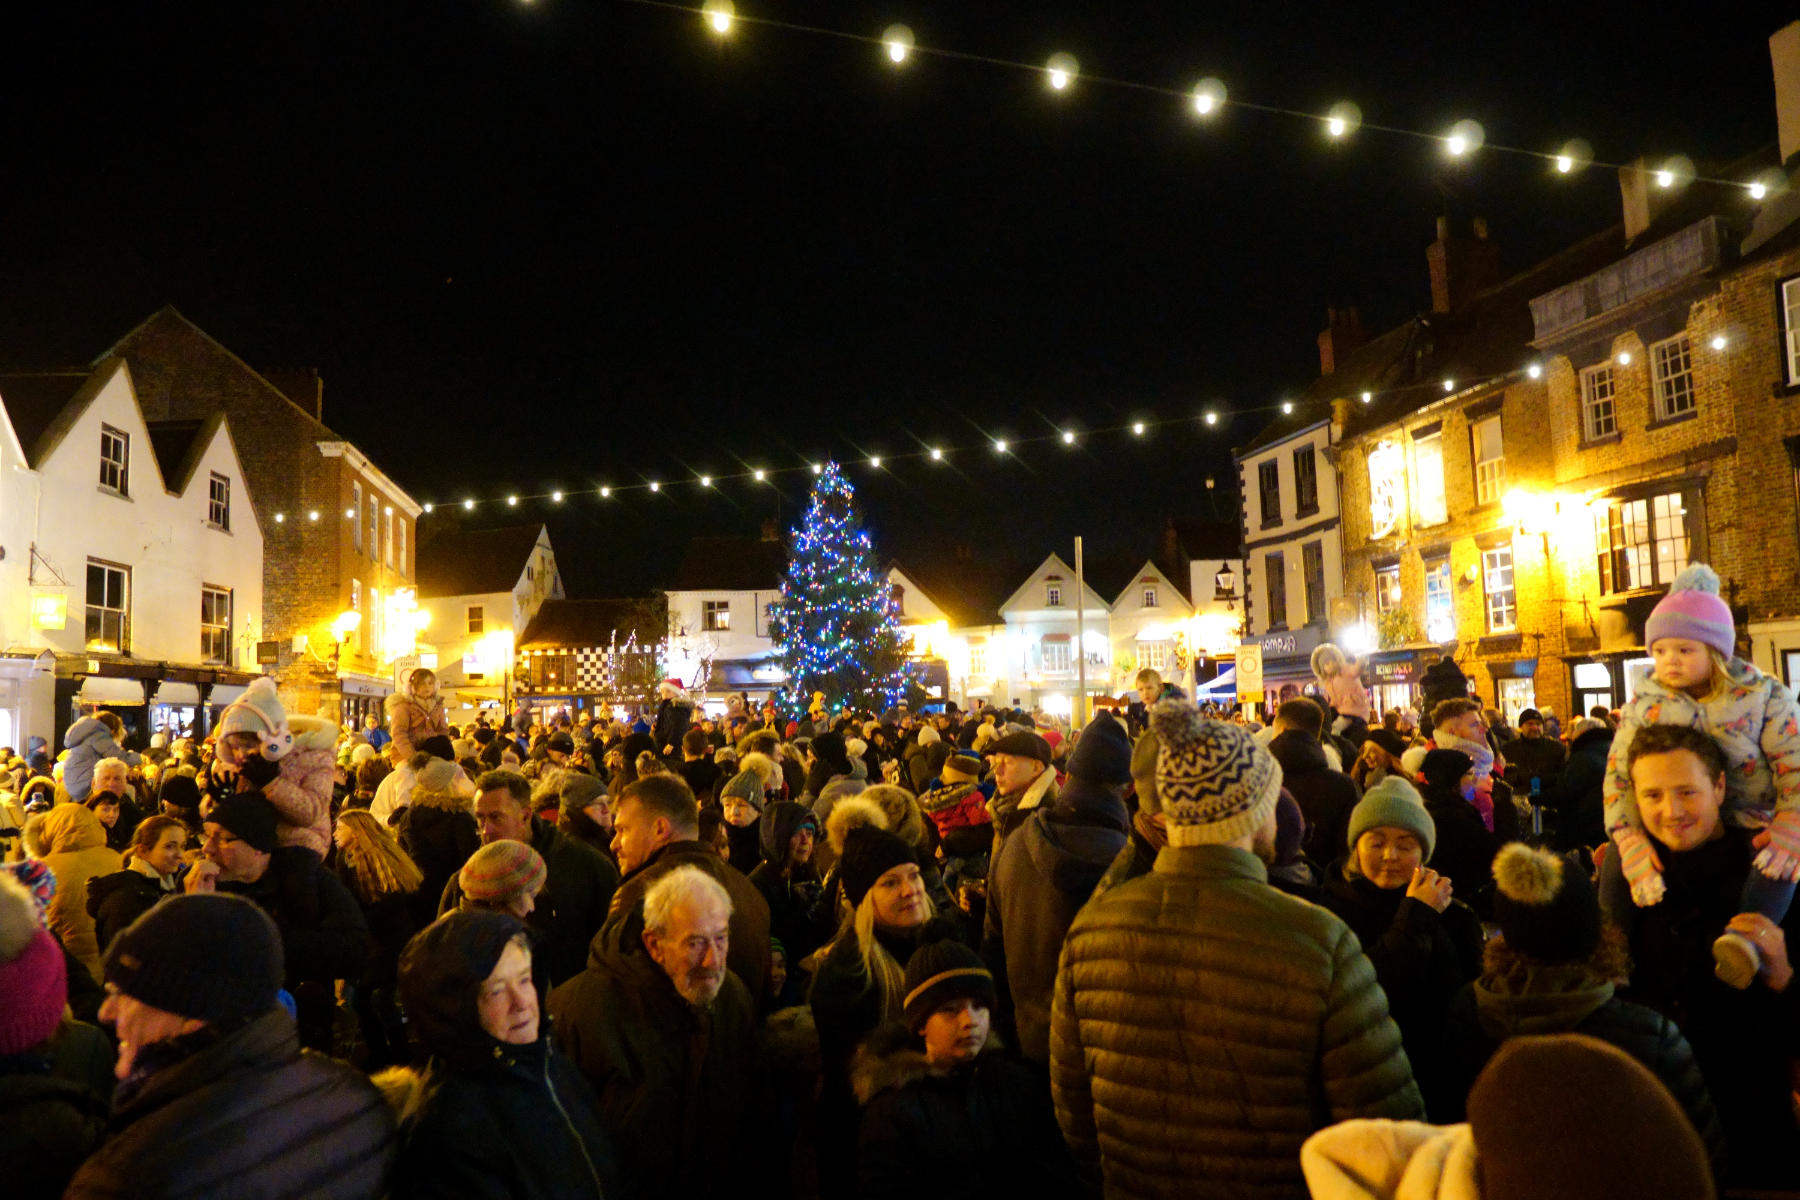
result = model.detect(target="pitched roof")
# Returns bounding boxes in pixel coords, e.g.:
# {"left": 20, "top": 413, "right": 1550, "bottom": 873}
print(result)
{"left": 0, "top": 369, "right": 94, "bottom": 466}
{"left": 668, "top": 536, "right": 787, "bottom": 592}
{"left": 517, "top": 597, "right": 667, "bottom": 649}
{"left": 884, "top": 553, "right": 1022, "bottom": 628}
{"left": 1169, "top": 517, "right": 1241, "bottom": 560}
{"left": 144, "top": 415, "right": 232, "bottom": 495}
{"left": 415, "top": 524, "right": 547, "bottom": 599}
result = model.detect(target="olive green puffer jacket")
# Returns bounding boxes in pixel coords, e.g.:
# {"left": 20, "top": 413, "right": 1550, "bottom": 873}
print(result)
{"left": 1050, "top": 844, "right": 1424, "bottom": 1199}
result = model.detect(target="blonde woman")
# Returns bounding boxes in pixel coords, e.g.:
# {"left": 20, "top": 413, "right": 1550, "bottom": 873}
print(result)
{"left": 333, "top": 808, "right": 425, "bottom": 1068}
{"left": 808, "top": 825, "right": 935, "bottom": 1198}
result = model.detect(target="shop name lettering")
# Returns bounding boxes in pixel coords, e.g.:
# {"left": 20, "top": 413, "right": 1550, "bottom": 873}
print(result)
{"left": 1261, "top": 634, "right": 1298, "bottom": 654}
{"left": 1371, "top": 662, "right": 1411, "bottom": 680}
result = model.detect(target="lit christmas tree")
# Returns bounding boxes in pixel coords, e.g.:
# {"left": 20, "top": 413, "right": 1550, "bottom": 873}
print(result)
{"left": 770, "top": 461, "right": 908, "bottom": 715}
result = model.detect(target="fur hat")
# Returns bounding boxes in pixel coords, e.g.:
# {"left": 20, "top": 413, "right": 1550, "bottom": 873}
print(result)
{"left": 1492, "top": 843, "right": 1601, "bottom": 963}
{"left": 459, "top": 839, "right": 547, "bottom": 904}
{"left": 105, "top": 894, "right": 283, "bottom": 1024}
{"left": 1066, "top": 712, "right": 1132, "bottom": 785}
{"left": 1399, "top": 744, "right": 1431, "bottom": 779}
{"left": 1468, "top": 1035, "right": 1715, "bottom": 1200}
{"left": 902, "top": 934, "right": 996, "bottom": 1032}
{"left": 1151, "top": 700, "right": 1282, "bottom": 847}
{"left": 0, "top": 871, "right": 65, "bottom": 1055}
{"left": 825, "top": 796, "right": 889, "bottom": 856}
{"left": 1347, "top": 776, "right": 1435, "bottom": 864}
{"left": 416, "top": 756, "right": 461, "bottom": 795}
{"left": 838, "top": 826, "right": 916, "bottom": 909}
{"left": 1644, "top": 563, "right": 1735, "bottom": 660}
{"left": 218, "top": 677, "right": 294, "bottom": 761}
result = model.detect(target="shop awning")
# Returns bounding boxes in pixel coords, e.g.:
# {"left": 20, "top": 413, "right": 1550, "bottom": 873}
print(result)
{"left": 208, "top": 684, "right": 247, "bottom": 707}
{"left": 1195, "top": 667, "right": 1237, "bottom": 697}
{"left": 151, "top": 682, "right": 201, "bottom": 706}
{"left": 79, "top": 676, "right": 148, "bottom": 705}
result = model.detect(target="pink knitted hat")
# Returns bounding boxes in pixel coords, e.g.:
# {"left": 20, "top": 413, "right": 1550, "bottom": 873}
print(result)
{"left": 0, "top": 873, "right": 66, "bottom": 1055}
{"left": 1644, "top": 564, "right": 1735, "bottom": 659}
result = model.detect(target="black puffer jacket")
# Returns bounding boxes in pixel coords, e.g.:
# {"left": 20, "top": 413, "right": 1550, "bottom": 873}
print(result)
{"left": 853, "top": 1028, "right": 1079, "bottom": 1200}
{"left": 1549, "top": 724, "right": 1610, "bottom": 851}
{"left": 0, "top": 1054, "right": 110, "bottom": 1200}
{"left": 396, "top": 797, "right": 481, "bottom": 929}
{"left": 393, "top": 909, "right": 616, "bottom": 1200}
{"left": 64, "top": 1009, "right": 395, "bottom": 1199}
{"left": 1439, "top": 967, "right": 1725, "bottom": 1174}
{"left": 86, "top": 866, "right": 174, "bottom": 956}
{"left": 1319, "top": 863, "right": 1482, "bottom": 1117}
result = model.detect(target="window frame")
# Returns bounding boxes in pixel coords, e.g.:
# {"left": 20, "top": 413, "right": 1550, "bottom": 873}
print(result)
{"left": 207, "top": 472, "right": 231, "bottom": 530}
{"left": 1650, "top": 334, "right": 1696, "bottom": 422}
{"left": 1374, "top": 563, "right": 1401, "bottom": 615}
{"left": 367, "top": 497, "right": 379, "bottom": 563}
{"left": 1782, "top": 275, "right": 1800, "bottom": 388}
{"left": 99, "top": 425, "right": 129, "bottom": 496}
{"left": 1264, "top": 551, "right": 1288, "bottom": 632}
{"left": 1302, "top": 540, "right": 1326, "bottom": 625}
{"left": 1258, "top": 460, "right": 1282, "bottom": 528}
{"left": 1412, "top": 431, "right": 1447, "bottom": 526}
{"left": 1471, "top": 414, "right": 1505, "bottom": 506}
{"left": 352, "top": 483, "right": 364, "bottom": 552}
{"left": 1580, "top": 364, "right": 1618, "bottom": 443}
{"left": 1293, "top": 446, "right": 1319, "bottom": 517}
{"left": 968, "top": 642, "right": 988, "bottom": 678}
{"left": 1482, "top": 545, "right": 1517, "bottom": 634}
{"left": 702, "top": 599, "right": 731, "bottom": 632}
{"left": 1141, "top": 586, "right": 1158, "bottom": 609}
{"left": 1041, "top": 639, "right": 1072, "bottom": 674}
{"left": 1424, "top": 558, "right": 1454, "bottom": 642}
{"left": 85, "top": 559, "right": 131, "bottom": 653}
{"left": 467, "top": 605, "right": 485, "bottom": 636}
{"left": 1593, "top": 488, "right": 1694, "bottom": 595}
{"left": 1045, "top": 583, "right": 1062, "bottom": 608}
{"left": 384, "top": 508, "right": 395, "bottom": 567}
{"left": 1138, "top": 639, "right": 1172, "bottom": 672}
{"left": 396, "top": 518, "right": 407, "bottom": 577}
{"left": 201, "top": 585, "right": 232, "bottom": 665}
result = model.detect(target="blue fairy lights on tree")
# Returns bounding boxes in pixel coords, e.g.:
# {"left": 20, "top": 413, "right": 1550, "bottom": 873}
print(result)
{"left": 769, "top": 461, "right": 908, "bottom": 714}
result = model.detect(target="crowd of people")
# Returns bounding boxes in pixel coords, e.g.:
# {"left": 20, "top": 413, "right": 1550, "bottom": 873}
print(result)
{"left": 0, "top": 562, "right": 1797, "bottom": 1198}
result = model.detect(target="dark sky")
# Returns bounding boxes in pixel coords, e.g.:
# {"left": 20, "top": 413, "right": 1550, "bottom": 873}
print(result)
{"left": 2, "top": 1, "right": 1793, "bottom": 596}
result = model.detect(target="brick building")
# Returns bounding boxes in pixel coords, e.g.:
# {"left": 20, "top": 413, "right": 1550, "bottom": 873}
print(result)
{"left": 97, "top": 308, "right": 423, "bottom": 723}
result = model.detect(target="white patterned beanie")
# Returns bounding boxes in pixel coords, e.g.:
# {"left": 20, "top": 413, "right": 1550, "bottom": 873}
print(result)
{"left": 1152, "top": 699, "right": 1283, "bottom": 847}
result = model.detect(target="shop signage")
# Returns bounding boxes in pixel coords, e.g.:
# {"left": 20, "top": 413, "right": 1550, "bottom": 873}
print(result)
{"left": 1237, "top": 645, "right": 1263, "bottom": 697}
{"left": 256, "top": 640, "right": 280, "bottom": 665}
{"left": 1370, "top": 658, "right": 1415, "bottom": 683}
{"left": 1258, "top": 624, "right": 1323, "bottom": 658}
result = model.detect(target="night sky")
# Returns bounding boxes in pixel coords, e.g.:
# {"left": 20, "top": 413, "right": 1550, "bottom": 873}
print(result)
{"left": 3, "top": 1, "right": 1793, "bottom": 596}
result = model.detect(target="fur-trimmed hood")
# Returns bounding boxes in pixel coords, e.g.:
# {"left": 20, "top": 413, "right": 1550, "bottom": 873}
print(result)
{"left": 850, "top": 1022, "right": 1002, "bottom": 1104}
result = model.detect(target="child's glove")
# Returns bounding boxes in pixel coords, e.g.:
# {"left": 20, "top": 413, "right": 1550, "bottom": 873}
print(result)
{"left": 1753, "top": 810, "right": 1800, "bottom": 883}
{"left": 239, "top": 754, "right": 281, "bottom": 789}
{"left": 1614, "top": 828, "right": 1667, "bottom": 907}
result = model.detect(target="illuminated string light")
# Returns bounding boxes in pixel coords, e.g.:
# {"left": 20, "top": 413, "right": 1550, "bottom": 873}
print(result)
{"left": 551, "top": 490, "right": 563, "bottom": 502}
{"left": 1131, "top": 422, "right": 1145, "bottom": 435}
{"left": 274, "top": 513, "right": 285, "bottom": 523}
{"left": 1325, "top": 102, "right": 1361, "bottom": 139}
{"left": 868, "top": 456, "right": 882, "bottom": 468}
{"left": 463, "top": 499, "right": 475, "bottom": 511}
{"left": 1203, "top": 411, "right": 1218, "bottom": 426}
{"left": 753, "top": 469, "right": 766, "bottom": 481}
{"left": 1045, "top": 53, "right": 1078, "bottom": 92}
{"left": 1527, "top": 363, "right": 1543, "bottom": 379}
{"left": 507, "top": 495, "right": 518, "bottom": 506}
{"left": 1750, "top": 181, "right": 1768, "bottom": 200}
{"left": 882, "top": 24, "right": 912, "bottom": 64}
{"left": 344, "top": 508, "right": 354, "bottom": 519}
{"left": 601, "top": 486, "right": 612, "bottom": 498}
{"left": 1190, "top": 77, "right": 1226, "bottom": 117}
{"left": 1555, "top": 155, "right": 1572, "bottom": 173}
{"left": 811, "top": 463, "right": 823, "bottom": 475}
{"left": 1444, "top": 119, "right": 1484, "bottom": 159}
{"left": 1360, "top": 391, "right": 1372, "bottom": 403}
{"left": 1710, "top": 335, "right": 1727, "bottom": 350}
{"left": 701, "top": 0, "right": 733, "bottom": 36}
{"left": 1656, "top": 169, "right": 1674, "bottom": 188}
{"left": 1443, "top": 379, "right": 1455, "bottom": 392}
{"left": 993, "top": 439, "right": 1008, "bottom": 453}
{"left": 1061, "top": 430, "right": 1076, "bottom": 444}
{"left": 650, "top": 482, "right": 661, "bottom": 492}
{"left": 1617, "top": 351, "right": 1632, "bottom": 365}
{"left": 308, "top": 511, "right": 319, "bottom": 521}
{"left": 700, "top": 475, "right": 712, "bottom": 487}
{"left": 929, "top": 447, "right": 943, "bottom": 460}
{"left": 1281, "top": 401, "right": 1294, "bottom": 414}
{"left": 423, "top": 503, "right": 433, "bottom": 514}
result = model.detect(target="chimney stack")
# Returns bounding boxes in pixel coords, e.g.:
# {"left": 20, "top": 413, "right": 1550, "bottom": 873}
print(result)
{"left": 1773, "top": 22, "right": 1800, "bottom": 170}
{"left": 1426, "top": 215, "right": 1501, "bottom": 315}
{"left": 1317, "top": 306, "right": 1366, "bottom": 375}
{"left": 1619, "top": 159, "right": 1685, "bottom": 242}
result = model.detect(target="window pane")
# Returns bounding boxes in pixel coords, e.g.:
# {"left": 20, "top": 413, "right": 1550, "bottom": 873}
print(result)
{"left": 1415, "top": 434, "right": 1446, "bottom": 525}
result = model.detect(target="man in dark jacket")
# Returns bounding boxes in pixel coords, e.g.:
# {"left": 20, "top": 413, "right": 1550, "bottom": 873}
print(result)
{"left": 440, "top": 769, "right": 620, "bottom": 986}
{"left": 66, "top": 894, "right": 395, "bottom": 1198}
{"left": 983, "top": 712, "right": 1132, "bottom": 1064}
{"left": 549, "top": 866, "right": 761, "bottom": 1200}
{"left": 1267, "top": 698, "right": 1361, "bottom": 865}
{"left": 597, "top": 774, "right": 772, "bottom": 1000}
{"left": 1549, "top": 717, "right": 1611, "bottom": 851}
{"left": 1500, "top": 707, "right": 1566, "bottom": 798}
{"left": 1052, "top": 701, "right": 1422, "bottom": 1195}
{"left": 185, "top": 792, "right": 370, "bottom": 1051}
{"left": 986, "top": 730, "right": 1058, "bottom": 859}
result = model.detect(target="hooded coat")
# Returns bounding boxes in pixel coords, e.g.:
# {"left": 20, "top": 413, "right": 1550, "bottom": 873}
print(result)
{"left": 547, "top": 938, "right": 760, "bottom": 1200}
{"left": 395, "top": 785, "right": 482, "bottom": 930}
{"left": 749, "top": 801, "right": 825, "bottom": 966}
{"left": 1052, "top": 845, "right": 1424, "bottom": 1198}
{"left": 1549, "top": 723, "right": 1611, "bottom": 851}
{"left": 853, "top": 1027, "right": 1079, "bottom": 1200}
{"left": 982, "top": 774, "right": 1128, "bottom": 1064}
{"left": 86, "top": 864, "right": 175, "bottom": 956}
{"left": 63, "top": 1008, "right": 396, "bottom": 1200}
{"left": 39, "top": 804, "right": 122, "bottom": 978}
{"left": 389, "top": 913, "right": 616, "bottom": 1200}
{"left": 384, "top": 691, "right": 450, "bottom": 763}
{"left": 1268, "top": 729, "right": 1361, "bottom": 864}
{"left": 61, "top": 715, "right": 140, "bottom": 805}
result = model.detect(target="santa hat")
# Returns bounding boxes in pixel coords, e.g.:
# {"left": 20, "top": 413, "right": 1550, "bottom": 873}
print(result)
{"left": 217, "top": 677, "right": 295, "bottom": 761}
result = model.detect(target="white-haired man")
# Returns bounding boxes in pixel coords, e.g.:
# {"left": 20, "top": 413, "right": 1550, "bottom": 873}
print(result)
{"left": 549, "top": 865, "right": 762, "bottom": 1200}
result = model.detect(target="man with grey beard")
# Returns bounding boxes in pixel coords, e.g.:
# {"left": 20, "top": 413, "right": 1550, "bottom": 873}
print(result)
{"left": 548, "top": 866, "right": 762, "bottom": 1200}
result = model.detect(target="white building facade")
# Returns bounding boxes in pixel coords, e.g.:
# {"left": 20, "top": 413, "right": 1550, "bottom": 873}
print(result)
{"left": 416, "top": 524, "right": 562, "bottom": 721}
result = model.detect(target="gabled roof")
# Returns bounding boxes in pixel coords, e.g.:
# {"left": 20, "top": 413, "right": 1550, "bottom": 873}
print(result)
{"left": 416, "top": 524, "right": 549, "bottom": 599}
{"left": 882, "top": 554, "right": 1020, "bottom": 628}
{"left": 145, "top": 414, "right": 231, "bottom": 495}
{"left": 1107, "top": 559, "right": 1194, "bottom": 613}
{"left": 0, "top": 367, "right": 102, "bottom": 467}
{"left": 1169, "top": 517, "right": 1241, "bottom": 560}
{"left": 668, "top": 536, "right": 787, "bottom": 592}
{"left": 517, "top": 597, "right": 667, "bottom": 649}
{"left": 999, "top": 553, "right": 1111, "bottom": 615}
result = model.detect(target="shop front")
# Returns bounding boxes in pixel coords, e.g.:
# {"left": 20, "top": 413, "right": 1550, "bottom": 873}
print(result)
{"left": 47, "top": 660, "right": 262, "bottom": 751}
{"left": 1485, "top": 658, "right": 1540, "bottom": 726}
{"left": 1563, "top": 654, "right": 1654, "bottom": 719}
{"left": 1363, "top": 645, "right": 1444, "bottom": 715}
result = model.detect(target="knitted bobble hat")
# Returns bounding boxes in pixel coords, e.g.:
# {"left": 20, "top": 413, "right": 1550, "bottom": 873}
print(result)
{"left": 838, "top": 825, "right": 917, "bottom": 909}
{"left": 105, "top": 894, "right": 283, "bottom": 1025}
{"left": 722, "top": 768, "right": 765, "bottom": 811}
{"left": 1491, "top": 843, "right": 1602, "bottom": 963}
{"left": 459, "top": 839, "right": 547, "bottom": 904}
{"left": 0, "top": 872, "right": 65, "bottom": 1055}
{"left": 1151, "top": 700, "right": 1282, "bottom": 848}
{"left": 218, "top": 677, "right": 295, "bottom": 761}
{"left": 1644, "top": 563, "right": 1735, "bottom": 660}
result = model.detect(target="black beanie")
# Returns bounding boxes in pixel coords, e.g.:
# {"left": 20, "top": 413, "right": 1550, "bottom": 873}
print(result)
{"left": 838, "top": 826, "right": 917, "bottom": 909}
{"left": 158, "top": 772, "right": 202, "bottom": 811}
{"left": 1491, "top": 843, "right": 1602, "bottom": 963}
{"left": 902, "top": 934, "right": 996, "bottom": 1032}
{"left": 1067, "top": 712, "right": 1133, "bottom": 785}
{"left": 105, "top": 894, "right": 283, "bottom": 1024}
{"left": 1420, "top": 747, "right": 1473, "bottom": 790}
{"left": 207, "top": 792, "right": 280, "bottom": 853}
{"left": 811, "top": 731, "right": 850, "bottom": 775}
{"left": 418, "top": 735, "right": 456, "bottom": 762}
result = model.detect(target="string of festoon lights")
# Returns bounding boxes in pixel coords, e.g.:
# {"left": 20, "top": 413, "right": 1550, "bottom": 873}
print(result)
{"left": 587, "top": 0, "right": 1789, "bottom": 200}
{"left": 263, "top": 364, "right": 1607, "bottom": 522}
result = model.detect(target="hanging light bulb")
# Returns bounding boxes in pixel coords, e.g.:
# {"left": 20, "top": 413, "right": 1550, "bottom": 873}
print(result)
{"left": 700, "top": 475, "right": 713, "bottom": 487}
{"left": 308, "top": 510, "right": 320, "bottom": 521}
{"left": 600, "top": 486, "right": 612, "bottom": 498}
{"left": 1061, "top": 430, "right": 1076, "bottom": 444}
{"left": 869, "top": 456, "right": 883, "bottom": 468}
{"left": 1281, "top": 401, "right": 1294, "bottom": 414}
{"left": 1527, "top": 363, "right": 1543, "bottom": 379}
{"left": 1617, "top": 351, "right": 1632, "bottom": 365}
{"left": 882, "top": 24, "right": 913, "bottom": 65}
{"left": 507, "top": 495, "right": 518, "bottom": 506}
{"left": 1710, "top": 335, "right": 1727, "bottom": 350}
{"left": 929, "top": 447, "right": 943, "bottom": 460}
{"left": 1360, "top": 391, "right": 1372, "bottom": 403}
{"left": 1443, "top": 379, "right": 1455, "bottom": 392}
{"left": 1190, "top": 77, "right": 1226, "bottom": 118}
{"left": 702, "top": 0, "right": 733, "bottom": 36}
{"left": 1325, "top": 102, "right": 1361, "bottom": 139}
{"left": 463, "top": 499, "right": 474, "bottom": 511}
{"left": 993, "top": 439, "right": 1009, "bottom": 453}
{"left": 1131, "top": 422, "right": 1145, "bottom": 435}
{"left": 1444, "top": 119, "right": 1484, "bottom": 158}
{"left": 811, "top": 463, "right": 823, "bottom": 475}
{"left": 650, "top": 482, "right": 661, "bottom": 493}
{"left": 1204, "top": 411, "right": 1218, "bottom": 426}
{"left": 1555, "top": 155, "right": 1573, "bottom": 173}
{"left": 1751, "top": 181, "right": 1768, "bottom": 200}
{"left": 274, "top": 512, "right": 285, "bottom": 523}
{"left": 423, "top": 503, "right": 434, "bottom": 514}
{"left": 753, "top": 469, "right": 766, "bottom": 482}
{"left": 1554, "top": 139, "right": 1593, "bottom": 176}
{"left": 344, "top": 508, "right": 354, "bottom": 519}
{"left": 1045, "top": 53, "right": 1079, "bottom": 92}
{"left": 551, "top": 490, "right": 563, "bottom": 502}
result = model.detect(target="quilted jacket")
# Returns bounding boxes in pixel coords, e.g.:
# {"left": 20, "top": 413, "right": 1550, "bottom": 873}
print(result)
{"left": 1050, "top": 843, "right": 1423, "bottom": 1199}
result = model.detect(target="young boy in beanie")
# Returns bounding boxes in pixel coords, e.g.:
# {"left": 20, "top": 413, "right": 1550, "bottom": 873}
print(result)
{"left": 1601, "top": 563, "right": 1800, "bottom": 986}
{"left": 215, "top": 676, "right": 340, "bottom": 860}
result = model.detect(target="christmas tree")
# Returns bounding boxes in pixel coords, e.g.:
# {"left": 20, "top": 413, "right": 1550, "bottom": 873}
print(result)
{"left": 770, "top": 462, "right": 908, "bottom": 714}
